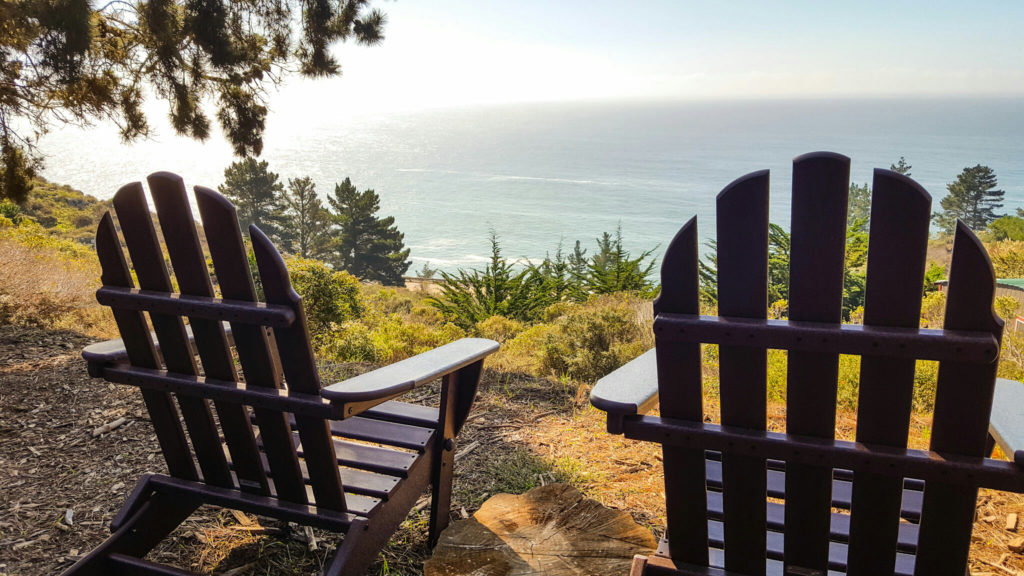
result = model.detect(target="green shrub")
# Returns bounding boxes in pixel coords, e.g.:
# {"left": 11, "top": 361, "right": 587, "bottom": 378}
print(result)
{"left": 912, "top": 360, "right": 939, "bottom": 413}
{"left": 0, "top": 200, "right": 21, "bottom": 223}
{"left": 542, "top": 301, "right": 573, "bottom": 322}
{"left": 318, "top": 316, "right": 465, "bottom": 364}
{"left": 541, "top": 302, "right": 645, "bottom": 382}
{"left": 490, "top": 323, "right": 559, "bottom": 374}
{"left": 369, "top": 316, "right": 465, "bottom": 362}
{"left": 286, "top": 257, "right": 362, "bottom": 338}
{"left": 475, "top": 315, "right": 525, "bottom": 343}
{"left": 995, "top": 296, "right": 1020, "bottom": 321}
{"left": 836, "top": 354, "right": 862, "bottom": 410}
{"left": 362, "top": 286, "right": 414, "bottom": 316}
{"left": 988, "top": 241, "right": 1024, "bottom": 278}
{"left": 319, "top": 322, "right": 378, "bottom": 362}
{"left": 409, "top": 304, "right": 445, "bottom": 325}
{"left": 920, "top": 291, "right": 946, "bottom": 328}
{"left": 766, "top": 349, "right": 788, "bottom": 402}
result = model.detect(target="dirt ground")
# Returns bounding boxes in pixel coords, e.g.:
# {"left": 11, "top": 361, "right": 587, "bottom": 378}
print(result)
{"left": 2, "top": 324, "right": 1024, "bottom": 575}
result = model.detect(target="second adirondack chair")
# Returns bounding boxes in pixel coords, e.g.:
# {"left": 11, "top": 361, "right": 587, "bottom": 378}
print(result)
{"left": 591, "top": 152, "right": 1024, "bottom": 576}
{"left": 65, "top": 172, "right": 498, "bottom": 575}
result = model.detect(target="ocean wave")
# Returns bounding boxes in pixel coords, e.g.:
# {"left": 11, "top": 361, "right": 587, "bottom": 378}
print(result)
{"left": 409, "top": 254, "right": 493, "bottom": 267}
{"left": 486, "top": 174, "right": 606, "bottom": 185}
{"left": 395, "top": 168, "right": 464, "bottom": 174}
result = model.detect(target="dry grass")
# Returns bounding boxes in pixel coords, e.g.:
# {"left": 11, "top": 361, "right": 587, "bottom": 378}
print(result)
{"left": 0, "top": 235, "right": 116, "bottom": 339}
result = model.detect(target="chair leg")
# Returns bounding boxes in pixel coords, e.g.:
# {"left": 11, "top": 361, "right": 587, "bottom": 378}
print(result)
{"left": 61, "top": 492, "right": 199, "bottom": 576}
{"left": 428, "top": 440, "right": 455, "bottom": 547}
{"left": 630, "top": 555, "right": 650, "bottom": 576}
{"left": 324, "top": 450, "right": 435, "bottom": 576}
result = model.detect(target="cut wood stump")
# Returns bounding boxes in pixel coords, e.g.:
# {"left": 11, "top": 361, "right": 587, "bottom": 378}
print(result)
{"left": 424, "top": 484, "right": 657, "bottom": 576}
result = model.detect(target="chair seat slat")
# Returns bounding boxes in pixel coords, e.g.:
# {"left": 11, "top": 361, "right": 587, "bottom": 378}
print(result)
{"left": 321, "top": 414, "right": 436, "bottom": 452}
{"left": 703, "top": 458, "right": 924, "bottom": 522}
{"left": 361, "top": 400, "right": 441, "bottom": 429}
{"left": 702, "top": 498, "right": 920, "bottom": 553}
{"left": 653, "top": 530, "right": 918, "bottom": 576}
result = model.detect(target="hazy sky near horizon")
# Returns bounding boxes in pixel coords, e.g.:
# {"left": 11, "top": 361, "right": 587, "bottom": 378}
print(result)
{"left": 270, "top": 1, "right": 1024, "bottom": 112}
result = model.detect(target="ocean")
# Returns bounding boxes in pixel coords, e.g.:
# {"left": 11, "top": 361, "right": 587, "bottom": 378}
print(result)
{"left": 38, "top": 98, "right": 1024, "bottom": 273}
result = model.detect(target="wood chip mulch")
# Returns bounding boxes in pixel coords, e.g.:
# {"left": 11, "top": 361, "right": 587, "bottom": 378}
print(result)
{"left": 4, "top": 324, "right": 1024, "bottom": 576}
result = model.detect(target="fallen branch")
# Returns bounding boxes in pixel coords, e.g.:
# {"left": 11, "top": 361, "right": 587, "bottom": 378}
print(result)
{"left": 91, "top": 417, "right": 126, "bottom": 437}
{"left": 454, "top": 441, "right": 480, "bottom": 462}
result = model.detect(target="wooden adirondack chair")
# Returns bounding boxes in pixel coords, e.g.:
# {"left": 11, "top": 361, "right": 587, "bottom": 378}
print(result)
{"left": 590, "top": 152, "right": 1024, "bottom": 576}
{"left": 65, "top": 172, "right": 498, "bottom": 576}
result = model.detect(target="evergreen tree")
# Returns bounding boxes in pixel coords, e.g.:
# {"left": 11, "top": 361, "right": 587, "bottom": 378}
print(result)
{"left": 0, "top": 1, "right": 386, "bottom": 203}
{"left": 890, "top": 156, "right": 913, "bottom": 176}
{"left": 417, "top": 262, "right": 438, "bottom": 279}
{"left": 584, "top": 225, "right": 656, "bottom": 295}
{"left": 218, "top": 159, "right": 287, "bottom": 240}
{"left": 933, "top": 165, "right": 1005, "bottom": 234}
{"left": 767, "top": 224, "right": 791, "bottom": 304}
{"left": 533, "top": 242, "right": 577, "bottom": 303}
{"left": 281, "top": 176, "right": 331, "bottom": 259}
{"left": 327, "top": 177, "right": 410, "bottom": 285}
{"left": 848, "top": 182, "right": 872, "bottom": 228}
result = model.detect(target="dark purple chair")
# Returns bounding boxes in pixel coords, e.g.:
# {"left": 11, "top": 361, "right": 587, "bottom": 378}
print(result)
{"left": 65, "top": 173, "right": 498, "bottom": 575}
{"left": 591, "top": 152, "right": 1024, "bottom": 576}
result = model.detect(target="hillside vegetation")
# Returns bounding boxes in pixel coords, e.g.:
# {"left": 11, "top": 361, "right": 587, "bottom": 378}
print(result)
{"left": 6, "top": 181, "right": 1024, "bottom": 414}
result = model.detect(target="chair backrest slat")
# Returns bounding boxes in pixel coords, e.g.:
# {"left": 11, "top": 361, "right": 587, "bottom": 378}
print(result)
{"left": 194, "top": 186, "right": 309, "bottom": 504}
{"left": 148, "top": 173, "right": 270, "bottom": 494}
{"left": 915, "top": 223, "right": 1004, "bottom": 574}
{"left": 846, "top": 170, "right": 931, "bottom": 575}
{"left": 783, "top": 152, "right": 850, "bottom": 573}
{"left": 653, "top": 218, "right": 709, "bottom": 565}
{"left": 113, "top": 183, "right": 235, "bottom": 487}
{"left": 95, "top": 213, "right": 198, "bottom": 480}
{"left": 715, "top": 170, "right": 769, "bottom": 572}
{"left": 251, "top": 226, "right": 346, "bottom": 511}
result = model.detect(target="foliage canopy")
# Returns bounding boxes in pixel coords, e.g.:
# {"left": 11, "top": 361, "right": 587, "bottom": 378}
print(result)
{"left": 327, "top": 177, "right": 411, "bottom": 285}
{"left": 933, "top": 164, "right": 1004, "bottom": 234}
{"left": 218, "top": 158, "right": 287, "bottom": 240}
{"left": 0, "top": 0, "right": 386, "bottom": 203}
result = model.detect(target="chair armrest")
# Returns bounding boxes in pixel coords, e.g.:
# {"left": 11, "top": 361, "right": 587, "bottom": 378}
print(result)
{"left": 321, "top": 338, "right": 499, "bottom": 417}
{"left": 991, "top": 378, "right": 1024, "bottom": 461}
{"left": 590, "top": 348, "right": 659, "bottom": 433}
{"left": 82, "top": 324, "right": 234, "bottom": 370}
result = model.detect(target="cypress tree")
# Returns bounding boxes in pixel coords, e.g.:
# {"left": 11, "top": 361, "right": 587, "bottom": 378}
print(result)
{"left": 218, "top": 159, "right": 287, "bottom": 241}
{"left": 584, "top": 225, "right": 656, "bottom": 295}
{"left": 933, "top": 165, "right": 1004, "bottom": 234}
{"left": 327, "top": 177, "right": 411, "bottom": 285}
{"left": 281, "top": 176, "right": 331, "bottom": 259}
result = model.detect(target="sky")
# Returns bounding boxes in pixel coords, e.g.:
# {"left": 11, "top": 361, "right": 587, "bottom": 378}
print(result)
{"left": 271, "top": 0, "right": 1024, "bottom": 113}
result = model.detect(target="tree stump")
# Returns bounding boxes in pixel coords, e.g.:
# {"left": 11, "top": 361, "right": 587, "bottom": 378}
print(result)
{"left": 424, "top": 484, "right": 657, "bottom": 576}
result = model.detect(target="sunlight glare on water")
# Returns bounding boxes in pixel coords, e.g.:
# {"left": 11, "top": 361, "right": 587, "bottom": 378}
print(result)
{"left": 39, "top": 98, "right": 1024, "bottom": 272}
